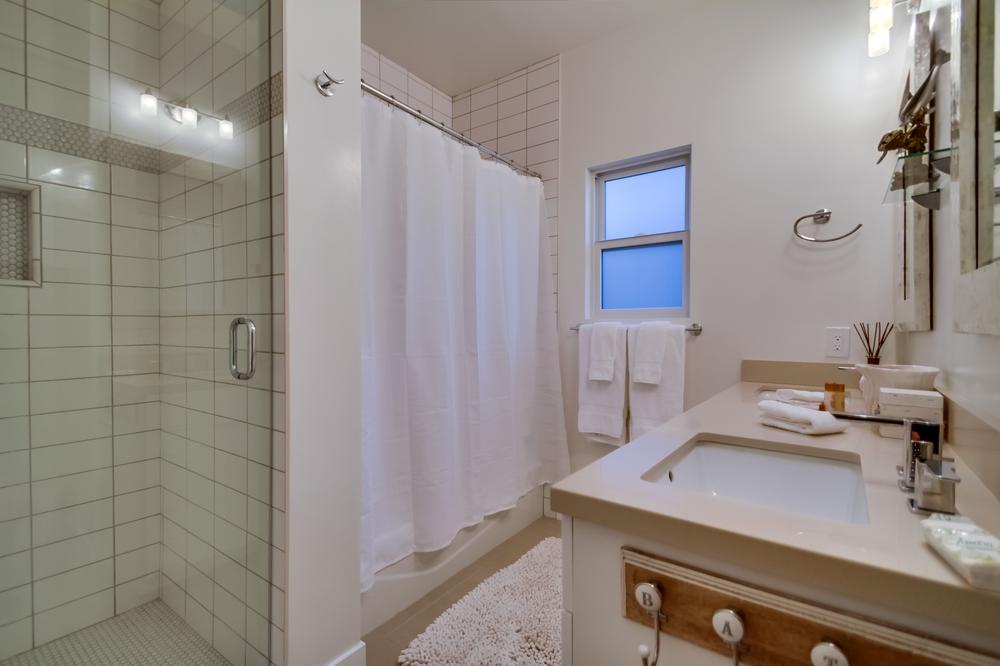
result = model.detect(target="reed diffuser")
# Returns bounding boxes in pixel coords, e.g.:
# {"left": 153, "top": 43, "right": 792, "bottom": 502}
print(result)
{"left": 854, "top": 321, "right": 893, "bottom": 365}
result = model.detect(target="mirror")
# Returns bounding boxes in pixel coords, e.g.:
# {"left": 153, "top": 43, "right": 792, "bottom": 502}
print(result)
{"left": 954, "top": 0, "right": 1000, "bottom": 334}
{"left": 893, "top": 11, "right": 933, "bottom": 332}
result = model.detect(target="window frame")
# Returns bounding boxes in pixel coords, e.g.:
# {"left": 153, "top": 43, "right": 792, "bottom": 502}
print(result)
{"left": 591, "top": 150, "right": 691, "bottom": 320}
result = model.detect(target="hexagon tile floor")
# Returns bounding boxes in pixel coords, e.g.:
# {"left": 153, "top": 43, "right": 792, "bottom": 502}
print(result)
{"left": 0, "top": 600, "right": 232, "bottom": 666}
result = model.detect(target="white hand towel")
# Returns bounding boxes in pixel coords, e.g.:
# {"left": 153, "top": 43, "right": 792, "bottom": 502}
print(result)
{"left": 577, "top": 324, "right": 628, "bottom": 442}
{"left": 776, "top": 389, "right": 824, "bottom": 404}
{"left": 632, "top": 321, "right": 675, "bottom": 385}
{"left": 628, "top": 324, "right": 685, "bottom": 439}
{"left": 587, "top": 322, "right": 621, "bottom": 381}
{"left": 758, "top": 399, "right": 847, "bottom": 435}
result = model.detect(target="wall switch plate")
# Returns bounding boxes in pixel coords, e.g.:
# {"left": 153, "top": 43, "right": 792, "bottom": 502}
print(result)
{"left": 825, "top": 326, "right": 850, "bottom": 358}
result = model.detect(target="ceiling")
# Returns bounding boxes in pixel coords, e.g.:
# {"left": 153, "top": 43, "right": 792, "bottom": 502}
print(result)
{"left": 361, "top": 1, "right": 665, "bottom": 95}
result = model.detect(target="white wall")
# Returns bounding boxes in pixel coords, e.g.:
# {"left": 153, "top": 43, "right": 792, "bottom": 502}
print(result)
{"left": 558, "top": 0, "right": 903, "bottom": 469}
{"left": 283, "top": 0, "right": 364, "bottom": 664}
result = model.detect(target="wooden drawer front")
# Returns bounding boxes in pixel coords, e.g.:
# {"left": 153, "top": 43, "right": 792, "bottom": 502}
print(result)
{"left": 622, "top": 548, "right": 1000, "bottom": 666}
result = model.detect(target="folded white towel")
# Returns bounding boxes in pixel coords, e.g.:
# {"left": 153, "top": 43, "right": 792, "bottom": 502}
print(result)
{"left": 631, "top": 322, "right": 675, "bottom": 385}
{"left": 578, "top": 324, "right": 628, "bottom": 442}
{"left": 758, "top": 399, "right": 847, "bottom": 435}
{"left": 628, "top": 324, "right": 685, "bottom": 439}
{"left": 587, "top": 322, "right": 621, "bottom": 381}
{"left": 776, "top": 389, "right": 824, "bottom": 404}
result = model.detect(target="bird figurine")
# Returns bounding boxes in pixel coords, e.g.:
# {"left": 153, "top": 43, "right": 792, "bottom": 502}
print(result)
{"left": 877, "top": 114, "right": 929, "bottom": 164}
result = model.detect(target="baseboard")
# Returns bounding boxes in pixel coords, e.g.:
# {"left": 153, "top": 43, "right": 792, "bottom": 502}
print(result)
{"left": 325, "top": 640, "right": 365, "bottom": 666}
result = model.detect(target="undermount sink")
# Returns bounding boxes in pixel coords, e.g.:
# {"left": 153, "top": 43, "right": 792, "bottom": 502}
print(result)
{"left": 642, "top": 435, "right": 870, "bottom": 525}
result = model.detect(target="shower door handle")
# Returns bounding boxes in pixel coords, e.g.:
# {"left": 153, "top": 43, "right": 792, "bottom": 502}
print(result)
{"left": 229, "top": 317, "right": 257, "bottom": 380}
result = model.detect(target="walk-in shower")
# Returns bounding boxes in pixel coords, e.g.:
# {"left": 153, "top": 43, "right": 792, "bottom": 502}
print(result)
{"left": 0, "top": 0, "right": 283, "bottom": 663}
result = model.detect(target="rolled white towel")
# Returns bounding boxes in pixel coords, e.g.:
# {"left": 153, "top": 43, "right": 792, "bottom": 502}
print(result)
{"left": 776, "top": 389, "right": 824, "bottom": 404}
{"left": 758, "top": 399, "right": 847, "bottom": 436}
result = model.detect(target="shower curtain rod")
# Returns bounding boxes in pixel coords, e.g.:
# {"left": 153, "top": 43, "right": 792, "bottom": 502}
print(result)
{"left": 361, "top": 80, "right": 543, "bottom": 180}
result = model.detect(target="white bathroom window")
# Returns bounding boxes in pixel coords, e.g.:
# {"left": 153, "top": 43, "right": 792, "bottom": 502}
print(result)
{"left": 591, "top": 149, "right": 690, "bottom": 318}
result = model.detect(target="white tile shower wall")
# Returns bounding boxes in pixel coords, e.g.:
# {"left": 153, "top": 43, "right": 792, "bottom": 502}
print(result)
{"left": 0, "top": 0, "right": 165, "bottom": 656}
{"left": 0, "top": 156, "right": 162, "bottom": 656}
{"left": 155, "top": 2, "right": 285, "bottom": 664}
{"left": 361, "top": 44, "right": 453, "bottom": 128}
{"left": 450, "top": 56, "right": 560, "bottom": 300}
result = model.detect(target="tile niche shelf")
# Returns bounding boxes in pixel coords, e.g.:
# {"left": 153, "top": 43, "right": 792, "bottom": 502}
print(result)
{"left": 882, "top": 146, "right": 953, "bottom": 210}
{"left": 0, "top": 178, "right": 41, "bottom": 287}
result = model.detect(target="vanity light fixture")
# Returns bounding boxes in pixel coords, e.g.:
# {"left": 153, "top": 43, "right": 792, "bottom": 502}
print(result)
{"left": 163, "top": 100, "right": 233, "bottom": 139}
{"left": 139, "top": 89, "right": 158, "bottom": 116}
{"left": 164, "top": 102, "right": 190, "bottom": 125}
{"left": 181, "top": 105, "right": 198, "bottom": 127}
{"left": 219, "top": 115, "right": 234, "bottom": 140}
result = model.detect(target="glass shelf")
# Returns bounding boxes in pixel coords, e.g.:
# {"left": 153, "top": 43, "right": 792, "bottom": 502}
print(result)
{"left": 882, "top": 146, "right": 953, "bottom": 210}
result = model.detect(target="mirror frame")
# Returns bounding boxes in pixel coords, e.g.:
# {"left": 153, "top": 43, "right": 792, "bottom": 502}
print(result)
{"left": 954, "top": 0, "right": 1000, "bottom": 334}
{"left": 894, "top": 11, "right": 934, "bottom": 332}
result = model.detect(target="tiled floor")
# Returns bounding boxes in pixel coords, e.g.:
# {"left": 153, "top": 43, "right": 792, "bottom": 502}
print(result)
{"left": 363, "top": 517, "right": 562, "bottom": 666}
{"left": 0, "top": 600, "right": 231, "bottom": 666}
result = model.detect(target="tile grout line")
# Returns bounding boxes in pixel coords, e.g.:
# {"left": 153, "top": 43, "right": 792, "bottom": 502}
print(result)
{"left": 22, "top": 93, "right": 34, "bottom": 650}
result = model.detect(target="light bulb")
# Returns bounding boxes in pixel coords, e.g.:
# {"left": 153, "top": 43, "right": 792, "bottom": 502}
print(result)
{"left": 869, "top": 0, "right": 893, "bottom": 33}
{"left": 868, "top": 28, "right": 890, "bottom": 58}
{"left": 181, "top": 106, "right": 198, "bottom": 127}
{"left": 219, "top": 116, "right": 234, "bottom": 140}
{"left": 139, "top": 90, "right": 157, "bottom": 116}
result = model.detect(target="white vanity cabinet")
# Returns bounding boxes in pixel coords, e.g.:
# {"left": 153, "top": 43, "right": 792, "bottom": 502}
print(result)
{"left": 552, "top": 380, "right": 1000, "bottom": 666}
{"left": 561, "top": 518, "right": 1000, "bottom": 666}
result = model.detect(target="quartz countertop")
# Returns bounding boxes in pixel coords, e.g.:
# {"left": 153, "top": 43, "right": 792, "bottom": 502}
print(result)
{"left": 551, "top": 381, "right": 1000, "bottom": 653}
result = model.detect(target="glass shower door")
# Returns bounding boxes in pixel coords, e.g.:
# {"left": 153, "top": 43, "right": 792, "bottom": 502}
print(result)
{"left": 0, "top": 0, "right": 282, "bottom": 663}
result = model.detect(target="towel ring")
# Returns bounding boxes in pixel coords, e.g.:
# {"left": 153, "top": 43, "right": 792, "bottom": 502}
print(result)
{"left": 793, "top": 209, "right": 862, "bottom": 243}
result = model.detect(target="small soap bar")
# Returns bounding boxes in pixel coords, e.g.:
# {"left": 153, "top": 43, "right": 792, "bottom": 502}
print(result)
{"left": 922, "top": 514, "right": 1000, "bottom": 591}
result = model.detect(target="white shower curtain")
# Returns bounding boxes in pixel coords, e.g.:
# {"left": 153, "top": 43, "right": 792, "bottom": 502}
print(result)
{"left": 360, "top": 95, "right": 569, "bottom": 591}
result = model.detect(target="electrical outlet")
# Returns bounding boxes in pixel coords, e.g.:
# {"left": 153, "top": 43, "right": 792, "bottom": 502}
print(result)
{"left": 825, "top": 326, "right": 851, "bottom": 358}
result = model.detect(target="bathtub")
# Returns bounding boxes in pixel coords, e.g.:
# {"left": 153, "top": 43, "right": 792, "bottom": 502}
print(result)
{"left": 361, "top": 486, "right": 545, "bottom": 633}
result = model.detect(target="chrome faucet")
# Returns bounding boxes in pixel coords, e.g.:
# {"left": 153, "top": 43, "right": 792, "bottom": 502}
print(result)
{"left": 830, "top": 412, "right": 958, "bottom": 514}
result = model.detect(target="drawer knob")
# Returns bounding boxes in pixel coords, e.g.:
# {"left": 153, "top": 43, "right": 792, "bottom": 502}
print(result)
{"left": 811, "top": 641, "right": 849, "bottom": 666}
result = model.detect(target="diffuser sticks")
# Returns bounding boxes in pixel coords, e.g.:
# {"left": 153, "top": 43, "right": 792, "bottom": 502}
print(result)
{"left": 854, "top": 321, "right": 894, "bottom": 365}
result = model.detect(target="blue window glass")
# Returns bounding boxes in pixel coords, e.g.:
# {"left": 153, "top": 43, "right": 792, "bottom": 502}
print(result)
{"left": 601, "top": 242, "right": 684, "bottom": 310}
{"left": 604, "top": 166, "right": 686, "bottom": 240}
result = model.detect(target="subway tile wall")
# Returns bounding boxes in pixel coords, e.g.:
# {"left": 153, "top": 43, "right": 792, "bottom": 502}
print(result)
{"left": 451, "top": 56, "right": 560, "bottom": 300}
{"left": 0, "top": 147, "right": 162, "bottom": 657}
{"left": 0, "top": 0, "right": 284, "bottom": 663}
{"left": 155, "top": 1, "right": 285, "bottom": 666}
{"left": 361, "top": 44, "right": 453, "bottom": 128}
{"left": 0, "top": 0, "right": 166, "bottom": 656}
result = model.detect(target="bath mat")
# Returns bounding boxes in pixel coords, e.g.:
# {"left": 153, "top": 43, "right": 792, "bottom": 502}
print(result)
{"left": 398, "top": 536, "right": 562, "bottom": 665}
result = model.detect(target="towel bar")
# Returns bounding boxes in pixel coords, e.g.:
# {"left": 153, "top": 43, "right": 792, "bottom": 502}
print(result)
{"left": 570, "top": 323, "right": 702, "bottom": 336}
